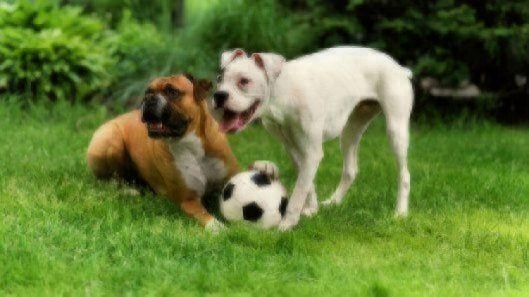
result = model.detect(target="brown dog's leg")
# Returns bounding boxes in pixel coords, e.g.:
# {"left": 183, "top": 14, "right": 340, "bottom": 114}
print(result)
{"left": 180, "top": 197, "right": 215, "bottom": 227}
{"left": 87, "top": 122, "right": 129, "bottom": 179}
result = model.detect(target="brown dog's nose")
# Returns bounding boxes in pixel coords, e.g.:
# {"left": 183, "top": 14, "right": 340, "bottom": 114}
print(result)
{"left": 141, "top": 94, "right": 162, "bottom": 123}
{"left": 213, "top": 91, "right": 228, "bottom": 108}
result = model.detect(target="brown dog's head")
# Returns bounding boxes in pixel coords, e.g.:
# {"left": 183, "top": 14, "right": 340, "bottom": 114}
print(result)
{"left": 141, "top": 74, "right": 212, "bottom": 139}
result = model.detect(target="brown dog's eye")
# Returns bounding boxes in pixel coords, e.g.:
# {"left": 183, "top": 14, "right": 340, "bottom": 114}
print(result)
{"left": 164, "top": 85, "right": 181, "bottom": 98}
{"left": 239, "top": 77, "right": 250, "bottom": 86}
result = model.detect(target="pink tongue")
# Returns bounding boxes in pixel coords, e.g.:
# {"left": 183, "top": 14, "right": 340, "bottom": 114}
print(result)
{"left": 219, "top": 114, "right": 245, "bottom": 133}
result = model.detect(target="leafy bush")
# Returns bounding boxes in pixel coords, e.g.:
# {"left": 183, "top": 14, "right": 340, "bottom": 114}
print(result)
{"left": 106, "top": 11, "right": 182, "bottom": 104}
{"left": 180, "top": 0, "right": 301, "bottom": 75}
{"left": 62, "top": 0, "right": 184, "bottom": 32}
{"left": 0, "top": 1, "right": 114, "bottom": 101}
{"left": 3, "top": 0, "right": 527, "bottom": 121}
{"left": 0, "top": 2, "right": 182, "bottom": 105}
{"left": 279, "top": 0, "right": 529, "bottom": 113}
{"left": 280, "top": 1, "right": 529, "bottom": 82}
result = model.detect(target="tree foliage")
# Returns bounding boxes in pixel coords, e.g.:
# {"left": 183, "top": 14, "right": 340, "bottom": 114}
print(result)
{"left": 2, "top": 0, "right": 527, "bottom": 119}
{"left": 279, "top": 0, "right": 529, "bottom": 107}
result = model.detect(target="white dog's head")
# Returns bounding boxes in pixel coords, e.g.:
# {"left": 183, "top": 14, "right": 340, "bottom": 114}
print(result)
{"left": 213, "top": 49, "right": 285, "bottom": 134}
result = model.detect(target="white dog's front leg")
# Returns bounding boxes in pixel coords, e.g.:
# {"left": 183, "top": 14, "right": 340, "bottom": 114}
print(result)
{"left": 279, "top": 144, "right": 323, "bottom": 231}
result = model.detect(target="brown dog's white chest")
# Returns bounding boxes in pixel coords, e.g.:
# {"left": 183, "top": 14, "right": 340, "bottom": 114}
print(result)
{"left": 168, "top": 133, "right": 227, "bottom": 197}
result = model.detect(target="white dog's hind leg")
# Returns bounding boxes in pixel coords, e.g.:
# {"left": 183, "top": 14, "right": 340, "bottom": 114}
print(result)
{"left": 322, "top": 102, "right": 380, "bottom": 206}
{"left": 380, "top": 80, "right": 413, "bottom": 217}
{"left": 386, "top": 117, "right": 410, "bottom": 216}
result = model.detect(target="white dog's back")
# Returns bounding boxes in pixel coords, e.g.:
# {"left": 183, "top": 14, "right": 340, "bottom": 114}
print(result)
{"left": 274, "top": 46, "right": 412, "bottom": 140}
{"left": 290, "top": 46, "right": 411, "bottom": 79}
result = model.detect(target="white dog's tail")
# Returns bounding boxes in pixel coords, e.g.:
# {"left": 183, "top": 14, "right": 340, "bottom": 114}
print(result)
{"left": 402, "top": 67, "right": 413, "bottom": 79}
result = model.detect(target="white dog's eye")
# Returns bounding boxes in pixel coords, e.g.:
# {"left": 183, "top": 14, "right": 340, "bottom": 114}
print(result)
{"left": 239, "top": 77, "right": 250, "bottom": 86}
{"left": 216, "top": 74, "right": 222, "bottom": 83}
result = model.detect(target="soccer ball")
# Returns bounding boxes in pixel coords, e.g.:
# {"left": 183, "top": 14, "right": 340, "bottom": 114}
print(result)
{"left": 219, "top": 170, "right": 289, "bottom": 229}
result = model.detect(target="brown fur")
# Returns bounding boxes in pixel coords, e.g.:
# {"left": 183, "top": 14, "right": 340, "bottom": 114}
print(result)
{"left": 86, "top": 75, "right": 239, "bottom": 227}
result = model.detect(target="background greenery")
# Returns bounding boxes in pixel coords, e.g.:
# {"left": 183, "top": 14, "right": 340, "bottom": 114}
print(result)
{"left": 1, "top": 0, "right": 528, "bottom": 121}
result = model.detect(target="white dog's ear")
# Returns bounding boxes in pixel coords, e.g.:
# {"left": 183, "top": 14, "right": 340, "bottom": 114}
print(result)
{"left": 221, "top": 49, "right": 246, "bottom": 68}
{"left": 251, "top": 53, "right": 285, "bottom": 81}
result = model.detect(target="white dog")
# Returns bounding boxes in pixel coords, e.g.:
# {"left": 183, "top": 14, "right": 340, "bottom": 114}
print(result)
{"left": 213, "top": 46, "right": 413, "bottom": 231}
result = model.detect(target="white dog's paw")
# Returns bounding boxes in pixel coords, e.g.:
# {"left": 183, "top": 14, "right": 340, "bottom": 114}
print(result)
{"left": 394, "top": 208, "right": 409, "bottom": 218}
{"left": 205, "top": 218, "right": 226, "bottom": 233}
{"left": 249, "top": 160, "right": 280, "bottom": 180}
{"left": 278, "top": 213, "right": 300, "bottom": 231}
{"left": 320, "top": 198, "right": 339, "bottom": 207}
{"left": 301, "top": 203, "right": 318, "bottom": 217}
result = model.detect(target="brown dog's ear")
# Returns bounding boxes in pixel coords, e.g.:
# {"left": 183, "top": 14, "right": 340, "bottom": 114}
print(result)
{"left": 184, "top": 73, "right": 195, "bottom": 83}
{"left": 193, "top": 78, "right": 213, "bottom": 101}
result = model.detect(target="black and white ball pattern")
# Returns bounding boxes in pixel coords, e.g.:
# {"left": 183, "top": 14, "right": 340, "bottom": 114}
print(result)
{"left": 220, "top": 170, "right": 289, "bottom": 229}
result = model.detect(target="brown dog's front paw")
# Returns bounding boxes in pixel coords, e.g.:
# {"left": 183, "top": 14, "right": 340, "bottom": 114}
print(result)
{"left": 205, "top": 218, "right": 225, "bottom": 234}
{"left": 249, "top": 160, "right": 280, "bottom": 180}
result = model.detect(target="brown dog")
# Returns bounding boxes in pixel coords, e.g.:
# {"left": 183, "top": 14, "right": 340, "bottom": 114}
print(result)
{"left": 86, "top": 74, "right": 239, "bottom": 230}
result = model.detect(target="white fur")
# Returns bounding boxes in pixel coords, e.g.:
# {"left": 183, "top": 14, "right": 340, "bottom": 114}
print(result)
{"left": 221, "top": 48, "right": 246, "bottom": 68}
{"left": 218, "top": 46, "right": 413, "bottom": 231}
{"left": 155, "top": 94, "right": 168, "bottom": 116}
{"left": 205, "top": 218, "right": 225, "bottom": 233}
{"left": 250, "top": 160, "right": 280, "bottom": 180}
{"left": 169, "top": 133, "right": 227, "bottom": 197}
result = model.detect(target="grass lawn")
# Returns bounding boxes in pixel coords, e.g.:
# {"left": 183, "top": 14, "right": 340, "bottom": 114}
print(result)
{"left": 1, "top": 102, "right": 528, "bottom": 296}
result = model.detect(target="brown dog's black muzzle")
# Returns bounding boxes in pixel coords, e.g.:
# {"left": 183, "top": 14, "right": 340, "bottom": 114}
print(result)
{"left": 141, "top": 94, "right": 191, "bottom": 138}
{"left": 166, "top": 111, "right": 191, "bottom": 137}
{"left": 141, "top": 94, "right": 163, "bottom": 124}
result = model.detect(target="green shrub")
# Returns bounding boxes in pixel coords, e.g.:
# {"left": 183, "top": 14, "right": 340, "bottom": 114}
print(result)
{"left": 0, "top": 2, "right": 180, "bottom": 105}
{"left": 106, "top": 11, "right": 182, "bottom": 104}
{"left": 180, "top": 0, "right": 301, "bottom": 76}
{"left": 279, "top": 0, "right": 529, "bottom": 106}
{"left": 0, "top": 1, "right": 115, "bottom": 102}
{"left": 62, "top": 0, "right": 184, "bottom": 32}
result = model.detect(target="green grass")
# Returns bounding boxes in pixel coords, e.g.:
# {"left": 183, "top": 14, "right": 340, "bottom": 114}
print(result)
{"left": 1, "top": 102, "right": 528, "bottom": 296}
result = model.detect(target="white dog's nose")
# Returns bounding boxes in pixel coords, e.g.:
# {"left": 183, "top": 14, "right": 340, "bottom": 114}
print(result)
{"left": 213, "top": 91, "right": 229, "bottom": 108}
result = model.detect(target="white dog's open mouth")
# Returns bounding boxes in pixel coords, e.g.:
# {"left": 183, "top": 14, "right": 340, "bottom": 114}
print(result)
{"left": 219, "top": 101, "right": 260, "bottom": 133}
